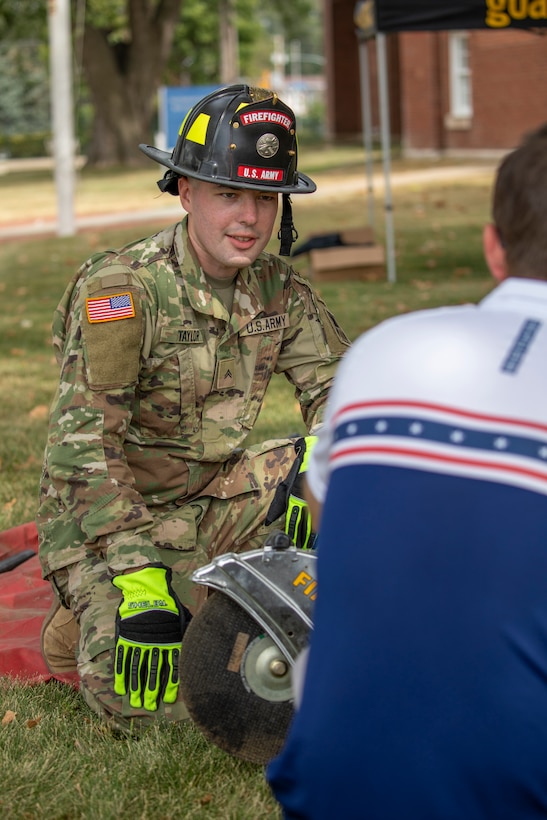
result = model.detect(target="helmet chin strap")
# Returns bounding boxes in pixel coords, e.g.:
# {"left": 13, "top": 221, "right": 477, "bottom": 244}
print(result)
{"left": 157, "top": 169, "right": 179, "bottom": 195}
{"left": 278, "top": 194, "right": 298, "bottom": 256}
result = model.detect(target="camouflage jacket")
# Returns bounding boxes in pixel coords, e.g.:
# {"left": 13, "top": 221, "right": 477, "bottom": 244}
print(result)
{"left": 38, "top": 218, "right": 349, "bottom": 574}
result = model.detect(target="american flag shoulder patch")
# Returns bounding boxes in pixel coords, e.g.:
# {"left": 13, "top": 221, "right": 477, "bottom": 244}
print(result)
{"left": 86, "top": 292, "right": 135, "bottom": 324}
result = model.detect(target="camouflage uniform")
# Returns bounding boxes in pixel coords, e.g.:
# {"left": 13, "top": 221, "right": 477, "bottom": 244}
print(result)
{"left": 37, "top": 217, "right": 349, "bottom": 729}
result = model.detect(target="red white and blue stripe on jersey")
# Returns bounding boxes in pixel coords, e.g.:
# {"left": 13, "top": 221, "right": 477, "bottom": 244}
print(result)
{"left": 330, "top": 399, "right": 547, "bottom": 496}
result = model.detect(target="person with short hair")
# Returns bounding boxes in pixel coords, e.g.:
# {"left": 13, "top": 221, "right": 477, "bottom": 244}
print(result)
{"left": 267, "top": 122, "right": 547, "bottom": 818}
{"left": 37, "top": 85, "right": 349, "bottom": 731}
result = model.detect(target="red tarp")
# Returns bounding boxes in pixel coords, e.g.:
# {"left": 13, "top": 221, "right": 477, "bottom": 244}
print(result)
{"left": 0, "top": 522, "right": 78, "bottom": 686}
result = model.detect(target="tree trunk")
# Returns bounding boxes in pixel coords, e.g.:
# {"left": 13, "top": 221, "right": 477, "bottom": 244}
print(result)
{"left": 219, "top": 0, "right": 239, "bottom": 85}
{"left": 80, "top": 0, "right": 182, "bottom": 167}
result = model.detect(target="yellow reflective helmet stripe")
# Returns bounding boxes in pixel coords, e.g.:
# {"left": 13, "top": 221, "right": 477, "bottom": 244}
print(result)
{"left": 183, "top": 112, "right": 211, "bottom": 145}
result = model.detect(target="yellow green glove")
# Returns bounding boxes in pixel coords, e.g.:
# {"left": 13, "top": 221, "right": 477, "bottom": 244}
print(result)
{"left": 266, "top": 436, "right": 318, "bottom": 550}
{"left": 285, "top": 436, "right": 318, "bottom": 550}
{"left": 112, "top": 565, "right": 190, "bottom": 711}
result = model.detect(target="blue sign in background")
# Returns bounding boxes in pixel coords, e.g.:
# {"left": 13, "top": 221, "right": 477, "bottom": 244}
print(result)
{"left": 159, "top": 85, "right": 221, "bottom": 150}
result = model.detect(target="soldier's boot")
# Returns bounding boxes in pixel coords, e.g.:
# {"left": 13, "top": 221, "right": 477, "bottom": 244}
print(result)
{"left": 40, "top": 599, "right": 79, "bottom": 674}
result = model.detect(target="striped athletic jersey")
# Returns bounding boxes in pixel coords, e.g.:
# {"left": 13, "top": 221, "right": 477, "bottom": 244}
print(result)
{"left": 268, "top": 277, "right": 547, "bottom": 819}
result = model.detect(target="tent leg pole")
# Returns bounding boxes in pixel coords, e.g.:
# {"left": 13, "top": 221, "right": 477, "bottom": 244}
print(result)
{"left": 377, "top": 33, "right": 397, "bottom": 283}
{"left": 358, "top": 36, "right": 375, "bottom": 228}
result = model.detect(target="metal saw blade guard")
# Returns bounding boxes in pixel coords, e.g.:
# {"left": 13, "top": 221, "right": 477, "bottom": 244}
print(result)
{"left": 179, "top": 531, "right": 317, "bottom": 763}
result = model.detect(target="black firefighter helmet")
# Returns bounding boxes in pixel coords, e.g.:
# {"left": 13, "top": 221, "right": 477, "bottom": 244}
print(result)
{"left": 139, "top": 84, "right": 316, "bottom": 255}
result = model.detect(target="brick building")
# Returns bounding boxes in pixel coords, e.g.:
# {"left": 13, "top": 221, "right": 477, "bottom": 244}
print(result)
{"left": 324, "top": 0, "right": 547, "bottom": 155}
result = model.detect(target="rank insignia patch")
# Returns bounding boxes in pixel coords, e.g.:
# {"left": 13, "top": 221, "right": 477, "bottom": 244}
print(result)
{"left": 86, "top": 292, "right": 136, "bottom": 323}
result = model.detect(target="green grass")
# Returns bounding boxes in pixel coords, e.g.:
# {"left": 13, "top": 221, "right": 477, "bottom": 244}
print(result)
{"left": 0, "top": 150, "right": 497, "bottom": 818}
{"left": 0, "top": 680, "right": 279, "bottom": 819}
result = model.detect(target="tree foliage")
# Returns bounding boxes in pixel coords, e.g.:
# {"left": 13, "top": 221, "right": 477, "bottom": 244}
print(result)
{"left": 0, "top": 0, "right": 49, "bottom": 153}
{"left": 0, "top": 0, "right": 322, "bottom": 165}
{"left": 0, "top": 41, "right": 50, "bottom": 136}
{"left": 163, "top": 0, "right": 321, "bottom": 88}
{"left": 0, "top": 0, "right": 46, "bottom": 39}
{"left": 166, "top": 0, "right": 257, "bottom": 85}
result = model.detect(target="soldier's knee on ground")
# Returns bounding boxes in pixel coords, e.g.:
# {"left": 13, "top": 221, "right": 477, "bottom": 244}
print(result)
{"left": 41, "top": 600, "right": 79, "bottom": 674}
{"left": 78, "top": 649, "right": 190, "bottom": 733}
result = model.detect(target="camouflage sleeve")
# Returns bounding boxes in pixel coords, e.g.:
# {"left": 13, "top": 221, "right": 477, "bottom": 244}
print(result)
{"left": 45, "top": 263, "right": 157, "bottom": 573}
{"left": 277, "top": 268, "right": 351, "bottom": 430}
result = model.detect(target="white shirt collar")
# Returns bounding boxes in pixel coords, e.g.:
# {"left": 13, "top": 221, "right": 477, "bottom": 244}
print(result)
{"left": 480, "top": 277, "right": 547, "bottom": 319}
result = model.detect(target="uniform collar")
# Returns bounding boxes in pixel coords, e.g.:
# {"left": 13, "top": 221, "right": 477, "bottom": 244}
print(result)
{"left": 480, "top": 277, "right": 547, "bottom": 320}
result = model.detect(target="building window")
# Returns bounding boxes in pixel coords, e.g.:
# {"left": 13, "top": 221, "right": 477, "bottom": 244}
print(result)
{"left": 448, "top": 32, "right": 472, "bottom": 126}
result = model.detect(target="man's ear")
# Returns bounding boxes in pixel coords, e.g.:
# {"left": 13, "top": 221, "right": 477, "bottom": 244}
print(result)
{"left": 483, "top": 223, "right": 508, "bottom": 282}
{"left": 177, "top": 176, "right": 191, "bottom": 212}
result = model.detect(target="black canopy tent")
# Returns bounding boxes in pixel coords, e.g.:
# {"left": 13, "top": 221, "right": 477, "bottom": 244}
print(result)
{"left": 373, "top": 1, "right": 547, "bottom": 33}
{"left": 355, "top": 0, "right": 547, "bottom": 281}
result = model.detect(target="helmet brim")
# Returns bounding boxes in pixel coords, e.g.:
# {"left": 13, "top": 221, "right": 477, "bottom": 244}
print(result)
{"left": 138, "top": 143, "right": 316, "bottom": 195}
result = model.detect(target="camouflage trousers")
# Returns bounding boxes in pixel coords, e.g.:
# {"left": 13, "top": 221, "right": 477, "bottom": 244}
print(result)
{"left": 42, "top": 438, "right": 297, "bottom": 732}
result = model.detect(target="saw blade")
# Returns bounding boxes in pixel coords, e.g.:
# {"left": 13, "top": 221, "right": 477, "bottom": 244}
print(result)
{"left": 180, "top": 592, "right": 294, "bottom": 764}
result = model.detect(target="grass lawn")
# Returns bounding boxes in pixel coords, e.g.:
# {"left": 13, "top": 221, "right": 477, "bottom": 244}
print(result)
{"left": 0, "top": 147, "right": 498, "bottom": 818}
